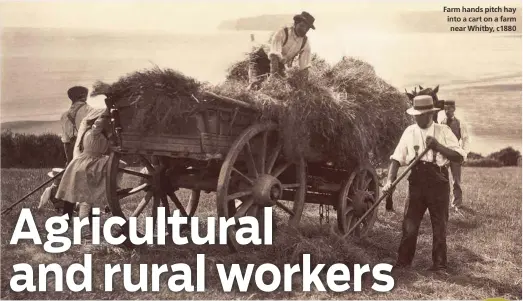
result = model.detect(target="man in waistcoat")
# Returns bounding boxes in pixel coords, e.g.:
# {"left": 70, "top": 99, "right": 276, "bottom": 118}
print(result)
{"left": 383, "top": 95, "right": 467, "bottom": 272}
{"left": 60, "top": 86, "right": 93, "bottom": 165}
{"left": 439, "top": 100, "right": 470, "bottom": 210}
{"left": 247, "top": 11, "right": 315, "bottom": 90}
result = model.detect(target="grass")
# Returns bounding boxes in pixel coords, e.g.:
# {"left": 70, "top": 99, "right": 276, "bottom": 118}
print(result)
{"left": 1, "top": 167, "right": 521, "bottom": 300}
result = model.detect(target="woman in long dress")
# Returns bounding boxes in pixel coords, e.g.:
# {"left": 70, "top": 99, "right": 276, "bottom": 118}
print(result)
{"left": 55, "top": 107, "right": 120, "bottom": 237}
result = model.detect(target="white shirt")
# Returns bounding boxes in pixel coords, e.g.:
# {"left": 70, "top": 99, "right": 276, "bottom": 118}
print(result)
{"left": 268, "top": 26, "right": 312, "bottom": 70}
{"left": 438, "top": 115, "right": 471, "bottom": 156}
{"left": 436, "top": 110, "right": 446, "bottom": 123}
{"left": 390, "top": 123, "right": 467, "bottom": 167}
{"left": 60, "top": 102, "right": 93, "bottom": 143}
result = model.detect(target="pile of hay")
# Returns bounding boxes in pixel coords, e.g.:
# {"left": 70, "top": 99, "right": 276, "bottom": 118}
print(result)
{"left": 91, "top": 66, "right": 205, "bottom": 135}
{"left": 212, "top": 50, "right": 412, "bottom": 165}
{"left": 92, "top": 50, "right": 412, "bottom": 166}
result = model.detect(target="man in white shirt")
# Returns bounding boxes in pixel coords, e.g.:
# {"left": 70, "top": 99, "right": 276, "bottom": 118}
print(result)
{"left": 60, "top": 86, "right": 93, "bottom": 165}
{"left": 56, "top": 86, "right": 93, "bottom": 224}
{"left": 438, "top": 100, "right": 470, "bottom": 210}
{"left": 247, "top": 11, "right": 315, "bottom": 90}
{"left": 383, "top": 95, "right": 467, "bottom": 272}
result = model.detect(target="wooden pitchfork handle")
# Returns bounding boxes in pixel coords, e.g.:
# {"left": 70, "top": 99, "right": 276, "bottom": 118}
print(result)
{"left": 338, "top": 146, "right": 431, "bottom": 241}
{"left": 1, "top": 170, "right": 65, "bottom": 216}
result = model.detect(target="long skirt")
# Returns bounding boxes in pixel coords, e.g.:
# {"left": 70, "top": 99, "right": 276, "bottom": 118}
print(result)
{"left": 55, "top": 153, "right": 123, "bottom": 207}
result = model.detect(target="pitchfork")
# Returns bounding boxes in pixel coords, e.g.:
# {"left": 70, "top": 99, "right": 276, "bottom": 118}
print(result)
{"left": 338, "top": 145, "right": 431, "bottom": 241}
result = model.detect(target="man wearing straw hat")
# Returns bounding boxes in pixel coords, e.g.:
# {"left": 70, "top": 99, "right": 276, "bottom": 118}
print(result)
{"left": 438, "top": 100, "right": 470, "bottom": 211}
{"left": 61, "top": 86, "right": 93, "bottom": 165}
{"left": 247, "top": 11, "right": 315, "bottom": 90}
{"left": 383, "top": 95, "right": 467, "bottom": 272}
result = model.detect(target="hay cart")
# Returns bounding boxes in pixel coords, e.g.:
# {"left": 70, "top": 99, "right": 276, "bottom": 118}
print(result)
{"left": 104, "top": 91, "right": 380, "bottom": 251}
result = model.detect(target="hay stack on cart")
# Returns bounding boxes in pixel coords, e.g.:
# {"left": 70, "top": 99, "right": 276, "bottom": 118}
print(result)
{"left": 93, "top": 54, "right": 412, "bottom": 252}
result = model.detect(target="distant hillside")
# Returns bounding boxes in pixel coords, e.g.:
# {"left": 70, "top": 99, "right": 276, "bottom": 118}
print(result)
{"left": 1, "top": 120, "right": 61, "bottom": 135}
{"left": 218, "top": 14, "right": 294, "bottom": 31}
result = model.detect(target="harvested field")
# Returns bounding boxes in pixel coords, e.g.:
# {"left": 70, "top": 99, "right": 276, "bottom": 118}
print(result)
{"left": 1, "top": 167, "right": 520, "bottom": 299}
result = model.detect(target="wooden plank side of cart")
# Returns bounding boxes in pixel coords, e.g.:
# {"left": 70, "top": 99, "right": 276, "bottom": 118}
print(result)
{"left": 106, "top": 90, "right": 381, "bottom": 244}
{"left": 113, "top": 91, "right": 258, "bottom": 159}
{"left": 118, "top": 132, "right": 235, "bottom": 159}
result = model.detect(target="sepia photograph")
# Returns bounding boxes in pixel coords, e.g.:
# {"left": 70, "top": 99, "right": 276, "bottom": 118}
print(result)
{"left": 0, "top": 0, "right": 521, "bottom": 299}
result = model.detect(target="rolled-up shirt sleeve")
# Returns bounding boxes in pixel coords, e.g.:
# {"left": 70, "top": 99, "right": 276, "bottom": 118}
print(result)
{"left": 298, "top": 40, "right": 312, "bottom": 70}
{"left": 441, "top": 126, "right": 467, "bottom": 160}
{"left": 390, "top": 129, "right": 409, "bottom": 166}
{"left": 437, "top": 111, "right": 446, "bottom": 124}
{"left": 268, "top": 28, "right": 285, "bottom": 60}
{"left": 60, "top": 114, "right": 73, "bottom": 143}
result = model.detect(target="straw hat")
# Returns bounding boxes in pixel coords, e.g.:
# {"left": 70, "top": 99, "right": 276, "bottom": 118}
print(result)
{"left": 47, "top": 168, "right": 64, "bottom": 178}
{"left": 86, "top": 94, "right": 109, "bottom": 110}
{"left": 83, "top": 107, "right": 109, "bottom": 122}
{"left": 406, "top": 95, "right": 440, "bottom": 116}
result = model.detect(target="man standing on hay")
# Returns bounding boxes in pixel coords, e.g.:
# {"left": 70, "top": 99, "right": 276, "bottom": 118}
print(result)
{"left": 438, "top": 100, "right": 470, "bottom": 211}
{"left": 383, "top": 95, "right": 467, "bottom": 272}
{"left": 61, "top": 86, "right": 93, "bottom": 165}
{"left": 247, "top": 11, "right": 315, "bottom": 90}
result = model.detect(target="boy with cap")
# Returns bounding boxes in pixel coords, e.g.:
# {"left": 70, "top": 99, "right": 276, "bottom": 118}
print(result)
{"left": 438, "top": 100, "right": 470, "bottom": 210}
{"left": 61, "top": 86, "right": 93, "bottom": 165}
{"left": 383, "top": 95, "right": 467, "bottom": 272}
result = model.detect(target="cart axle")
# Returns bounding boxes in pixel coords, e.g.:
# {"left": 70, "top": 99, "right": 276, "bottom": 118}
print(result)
{"left": 252, "top": 174, "right": 282, "bottom": 206}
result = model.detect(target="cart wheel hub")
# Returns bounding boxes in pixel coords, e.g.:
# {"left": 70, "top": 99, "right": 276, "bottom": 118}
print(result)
{"left": 351, "top": 190, "right": 373, "bottom": 216}
{"left": 252, "top": 175, "right": 282, "bottom": 206}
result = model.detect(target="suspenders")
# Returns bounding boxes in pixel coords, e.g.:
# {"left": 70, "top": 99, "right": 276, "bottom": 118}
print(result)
{"left": 67, "top": 102, "right": 86, "bottom": 138}
{"left": 433, "top": 125, "right": 441, "bottom": 163}
{"left": 282, "top": 27, "right": 308, "bottom": 55}
{"left": 269, "top": 27, "right": 308, "bottom": 65}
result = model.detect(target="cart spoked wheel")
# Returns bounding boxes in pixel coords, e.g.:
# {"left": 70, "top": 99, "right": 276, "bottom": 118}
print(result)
{"left": 337, "top": 162, "right": 379, "bottom": 237}
{"left": 106, "top": 152, "right": 201, "bottom": 243}
{"left": 216, "top": 122, "right": 307, "bottom": 252}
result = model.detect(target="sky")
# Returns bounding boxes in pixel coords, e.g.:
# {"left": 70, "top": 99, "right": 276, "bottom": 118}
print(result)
{"left": 0, "top": 0, "right": 520, "bottom": 33}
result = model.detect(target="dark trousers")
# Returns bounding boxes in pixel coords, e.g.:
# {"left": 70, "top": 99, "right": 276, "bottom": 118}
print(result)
{"left": 63, "top": 201, "right": 75, "bottom": 223}
{"left": 396, "top": 162, "right": 450, "bottom": 269}
{"left": 385, "top": 187, "right": 395, "bottom": 210}
{"left": 450, "top": 161, "right": 463, "bottom": 207}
